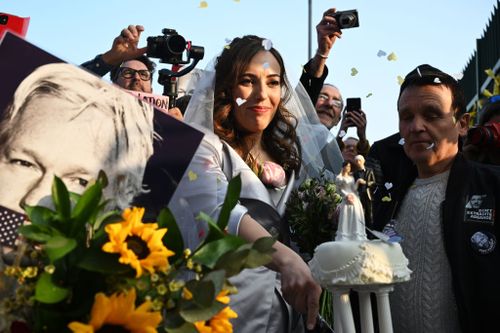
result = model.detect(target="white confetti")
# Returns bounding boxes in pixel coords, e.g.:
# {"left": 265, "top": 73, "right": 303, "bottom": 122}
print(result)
{"left": 425, "top": 142, "right": 435, "bottom": 150}
{"left": 434, "top": 77, "right": 441, "bottom": 84}
{"left": 384, "top": 182, "right": 393, "bottom": 190}
{"left": 398, "top": 138, "right": 405, "bottom": 145}
{"left": 338, "top": 130, "right": 347, "bottom": 138}
{"left": 451, "top": 72, "right": 464, "bottom": 81}
{"left": 417, "top": 67, "right": 422, "bottom": 77}
{"left": 236, "top": 97, "right": 247, "bottom": 106}
{"left": 262, "top": 62, "right": 270, "bottom": 69}
{"left": 377, "top": 50, "right": 387, "bottom": 57}
{"left": 262, "top": 39, "right": 273, "bottom": 51}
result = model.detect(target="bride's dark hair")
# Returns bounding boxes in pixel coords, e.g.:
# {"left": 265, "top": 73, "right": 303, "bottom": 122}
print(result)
{"left": 213, "top": 35, "right": 301, "bottom": 176}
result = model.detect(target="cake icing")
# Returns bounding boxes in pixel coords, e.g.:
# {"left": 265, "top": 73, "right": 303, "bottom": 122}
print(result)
{"left": 309, "top": 239, "right": 411, "bottom": 286}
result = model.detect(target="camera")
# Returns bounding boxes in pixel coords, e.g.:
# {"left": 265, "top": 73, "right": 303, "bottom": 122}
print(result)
{"left": 467, "top": 122, "right": 500, "bottom": 148}
{"left": 147, "top": 28, "right": 204, "bottom": 64}
{"left": 330, "top": 9, "right": 360, "bottom": 29}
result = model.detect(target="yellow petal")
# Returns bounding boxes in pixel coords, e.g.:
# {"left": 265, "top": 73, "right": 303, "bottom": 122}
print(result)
{"left": 387, "top": 52, "right": 397, "bottom": 61}
{"left": 188, "top": 170, "right": 198, "bottom": 181}
{"left": 199, "top": 1, "right": 208, "bottom": 8}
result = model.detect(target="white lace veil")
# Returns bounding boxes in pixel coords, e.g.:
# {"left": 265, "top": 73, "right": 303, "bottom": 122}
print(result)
{"left": 183, "top": 44, "right": 343, "bottom": 182}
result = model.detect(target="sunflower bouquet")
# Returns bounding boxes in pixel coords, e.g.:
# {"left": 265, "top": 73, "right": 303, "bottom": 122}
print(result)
{"left": 0, "top": 173, "right": 275, "bottom": 333}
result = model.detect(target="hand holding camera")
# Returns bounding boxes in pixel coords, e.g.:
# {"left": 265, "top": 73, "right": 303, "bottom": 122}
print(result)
{"left": 339, "top": 97, "right": 367, "bottom": 140}
{"left": 102, "top": 25, "right": 148, "bottom": 66}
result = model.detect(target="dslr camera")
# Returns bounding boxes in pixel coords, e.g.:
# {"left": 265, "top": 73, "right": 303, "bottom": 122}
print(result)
{"left": 467, "top": 122, "right": 500, "bottom": 149}
{"left": 147, "top": 28, "right": 204, "bottom": 64}
{"left": 330, "top": 9, "right": 360, "bottom": 29}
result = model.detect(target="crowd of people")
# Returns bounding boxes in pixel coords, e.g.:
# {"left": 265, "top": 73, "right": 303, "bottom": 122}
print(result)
{"left": 1, "top": 5, "right": 500, "bottom": 333}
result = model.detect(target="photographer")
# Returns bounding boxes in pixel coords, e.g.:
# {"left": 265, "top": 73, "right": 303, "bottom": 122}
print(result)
{"left": 463, "top": 95, "right": 500, "bottom": 165}
{"left": 81, "top": 24, "right": 183, "bottom": 120}
{"left": 300, "top": 8, "right": 369, "bottom": 160}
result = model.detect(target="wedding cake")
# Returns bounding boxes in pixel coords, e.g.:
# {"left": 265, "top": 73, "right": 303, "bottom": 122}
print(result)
{"left": 309, "top": 239, "right": 411, "bottom": 287}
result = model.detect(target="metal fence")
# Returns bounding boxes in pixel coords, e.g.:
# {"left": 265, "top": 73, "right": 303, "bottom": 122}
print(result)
{"left": 460, "top": 1, "right": 500, "bottom": 117}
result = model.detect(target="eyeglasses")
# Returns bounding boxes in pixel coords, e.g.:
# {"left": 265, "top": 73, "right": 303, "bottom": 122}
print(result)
{"left": 119, "top": 67, "right": 151, "bottom": 81}
{"left": 318, "top": 93, "right": 343, "bottom": 108}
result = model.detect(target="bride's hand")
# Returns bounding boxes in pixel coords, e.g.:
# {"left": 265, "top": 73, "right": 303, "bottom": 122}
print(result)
{"left": 275, "top": 243, "right": 322, "bottom": 330}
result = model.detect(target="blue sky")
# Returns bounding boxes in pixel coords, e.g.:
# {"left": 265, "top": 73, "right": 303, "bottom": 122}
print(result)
{"left": 2, "top": 0, "right": 498, "bottom": 141}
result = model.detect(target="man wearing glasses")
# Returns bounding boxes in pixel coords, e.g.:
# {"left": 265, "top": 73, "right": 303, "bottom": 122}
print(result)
{"left": 82, "top": 25, "right": 155, "bottom": 94}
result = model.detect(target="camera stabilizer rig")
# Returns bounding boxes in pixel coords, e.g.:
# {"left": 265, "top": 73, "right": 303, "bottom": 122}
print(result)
{"left": 147, "top": 28, "right": 204, "bottom": 108}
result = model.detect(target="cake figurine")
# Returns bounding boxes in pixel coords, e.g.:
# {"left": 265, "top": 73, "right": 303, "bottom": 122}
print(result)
{"left": 309, "top": 162, "right": 411, "bottom": 333}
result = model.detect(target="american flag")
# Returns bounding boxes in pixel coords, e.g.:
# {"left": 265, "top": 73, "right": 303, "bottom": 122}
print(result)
{"left": 0, "top": 206, "right": 25, "bottom": 247}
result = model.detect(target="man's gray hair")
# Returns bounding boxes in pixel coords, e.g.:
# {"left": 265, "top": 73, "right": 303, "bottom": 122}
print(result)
{"left": 0, "top": 63, "right": 154, "bottom": 208}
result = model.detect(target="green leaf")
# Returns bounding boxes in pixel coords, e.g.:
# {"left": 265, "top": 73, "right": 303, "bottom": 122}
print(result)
{"left": 23, "top": 205, "right": 55, "bottom": 227}
{"left": 193, "top": 235, "right": 246, "bottom": 269}
{"left": 202, "top": 270, "right": 226, "bottom": 294}
{"left": 70, "top": 181, "right": 103, "bottom": 236}
{"left": 34, "top": 272, "right": 70, "bottom": 304}
{"left": 252, "top": 236, "right": 276, "bottom": 253}
{"left": 199, "top": 214, "right": 225, "bottom": 244}
{"left": 51, "top": 176, "right": 71, "bottom": 220}
{"left": 158, "top": 208, "right": 184, "bottom": 262}
{"left": 188, "top": 280, "right": 215, "bottom": 308}
{"left": 179, "top": 301, "right": 226, "bottom": 323}
{"left": 164, "top": 322, "right": 198, "bottom": 333}
{"left": 77, "top": 247, "right": 131, "bottom": 274}
{"left": 43, "top": 235, "right": 77, "bottom": 262}
{"left": 217, "top": 174, "right": 241, "bottom": 231}
{"left": 244, "top": 248, "right": 273, "bottom": 268}
{"left": 215, "top": 247, "right": 251, "bottom": 277}
{"left": 18, "top": 225, "right": 61, "bottom": 243}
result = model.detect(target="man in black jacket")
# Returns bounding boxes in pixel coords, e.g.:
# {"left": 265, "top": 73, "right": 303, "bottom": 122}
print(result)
{"left": 374, "top": 64, "right": 500, "bottom": 333}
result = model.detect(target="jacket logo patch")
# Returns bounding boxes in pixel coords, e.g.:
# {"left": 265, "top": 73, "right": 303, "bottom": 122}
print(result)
{"left": 470, "top": 231, "right": 496, "bottom": 254}
{"left": 464, "top": 194, "right": 495, "bottom": 224}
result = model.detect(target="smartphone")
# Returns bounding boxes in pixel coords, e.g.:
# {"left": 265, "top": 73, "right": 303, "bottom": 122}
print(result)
{"left": 345, "top": 97, "right": 361, "bottom": 112}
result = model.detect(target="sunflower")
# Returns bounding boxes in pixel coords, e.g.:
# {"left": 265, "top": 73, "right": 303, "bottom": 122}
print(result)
{"left": 68, "top": 289, "right": 162, "bottom": 333}
{"left": 194, "top": 290, "right": 238, "bottom": 333}
{"left": 102, "top": 207, "right": 175, "bottom": 277}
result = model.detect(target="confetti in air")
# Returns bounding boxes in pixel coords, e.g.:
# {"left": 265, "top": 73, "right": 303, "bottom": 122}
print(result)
{"left": 434, "top": 77, "right": 441, "bottom": 84}
{"left": 398, "top": 138, "right": 405, "bottom": 145}
{"left": 397, "top": 75, "right": 405, "bottom": 85}
{"left": 384, "top": 182, "right": 393, "bottom": 190}
{"left": 338, "top": 130, "right": 347, "bottom": 138}
{"left": 225, "top": 38, "right": 232, "bottom": 44}
{"left": 366, "top": 93, "right": 373, "bottom": 98}
{"left": 451, "top": 72, "right": 464, "bottom": 81}
{"left": 387, "top": 52, "right": 397, "bottom": 61}
{"left": 377, "top": 50, "right": 387, "bottom": 57}
{"left": 262, "top": 62, "right": 270, "bottom": 69}
{"left": 199, "top": 1, "right": 208, "bottom": 8}
{"left": 417, "top": 67, "right": 422, "bottom": 77}
{"left": 381, "top": 196, "right": 392, "bottom": 202}
{"left": 188, "top": 170, "right": 198, "bottom": 181}
{"left": 236, "top": 98, "right": 247, "bottom": 106}
{"left": 262, "top": 39, "right": 273, "bottom": 51}
{"left": 350, "top": 67, "right": 359, "bottom": 76}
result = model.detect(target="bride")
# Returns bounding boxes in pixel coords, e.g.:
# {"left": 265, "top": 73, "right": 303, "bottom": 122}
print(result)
{"left": 335, "top": 161, "right": 367, "bottom": 241}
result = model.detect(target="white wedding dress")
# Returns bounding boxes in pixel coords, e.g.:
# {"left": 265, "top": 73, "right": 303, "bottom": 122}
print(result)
{"left": 335, "top": 174, "right": 367, "bottom": 241}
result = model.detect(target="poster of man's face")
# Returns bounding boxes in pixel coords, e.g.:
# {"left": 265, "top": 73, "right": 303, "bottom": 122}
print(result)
{"left": 0, "top": 33, "right": 204, "bottom": 246}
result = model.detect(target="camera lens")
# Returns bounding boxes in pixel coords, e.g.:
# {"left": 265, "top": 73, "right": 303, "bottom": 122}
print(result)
{"left": 340, "top": 13, "right": 356, "bottom": 27}
{"left": 167, "top": 34, "right": 186, "bottom": 54}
